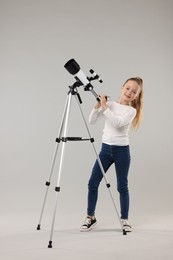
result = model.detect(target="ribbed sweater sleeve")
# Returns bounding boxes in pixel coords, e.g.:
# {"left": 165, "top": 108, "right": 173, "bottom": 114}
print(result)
{"left": 103, "top": 107, "right": 136, "bottom": 128}
{"left": 89, "top": 108, "right": 104, "bottom": 124}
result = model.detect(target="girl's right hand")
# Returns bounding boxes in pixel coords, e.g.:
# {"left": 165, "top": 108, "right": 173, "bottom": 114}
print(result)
{"left": 95, "top": 100, "right": 101, "bottom": 109}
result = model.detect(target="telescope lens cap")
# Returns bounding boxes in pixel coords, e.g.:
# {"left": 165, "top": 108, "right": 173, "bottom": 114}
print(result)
{"left": 64, "top": 59, "right": 80, "bottom": 75}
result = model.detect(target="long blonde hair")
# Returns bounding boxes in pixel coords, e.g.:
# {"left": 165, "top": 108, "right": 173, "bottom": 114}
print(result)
{"left": 123, "top": 77, "right": 144, "bottom": 129}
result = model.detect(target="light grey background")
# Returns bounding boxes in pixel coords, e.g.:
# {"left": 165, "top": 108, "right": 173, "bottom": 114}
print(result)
{"left": 0, "top": 0, "right": 173, "bottom": 259}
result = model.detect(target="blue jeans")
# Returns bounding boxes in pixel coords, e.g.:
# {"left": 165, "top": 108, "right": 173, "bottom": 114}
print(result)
{"left": 87, "top": 143, "right": 131, "bottom": 219}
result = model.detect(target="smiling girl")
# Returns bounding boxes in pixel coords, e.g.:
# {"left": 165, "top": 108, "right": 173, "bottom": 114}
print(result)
{"left": 80, "top": 77, "right": 144, "bottom": 232}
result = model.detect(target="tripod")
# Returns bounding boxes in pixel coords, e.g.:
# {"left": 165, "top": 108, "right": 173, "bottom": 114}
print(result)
{"left": 36, "top": 84, "right": 126, "bottom": 248}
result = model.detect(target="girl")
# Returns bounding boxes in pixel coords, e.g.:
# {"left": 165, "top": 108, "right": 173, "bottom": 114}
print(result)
{"left": 80, "top": 77, "right": 143, "bottom": 232}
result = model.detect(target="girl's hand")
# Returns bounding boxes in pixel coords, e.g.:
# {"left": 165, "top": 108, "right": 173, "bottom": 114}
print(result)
{"left": 99, "top": 95, "right": 107, "bottom": 110}
{"left": 95, "top": 100, "right": 101, "bottom": 109}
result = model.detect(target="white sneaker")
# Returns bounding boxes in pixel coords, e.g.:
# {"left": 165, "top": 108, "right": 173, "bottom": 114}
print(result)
{"left": 121, "top": 219, "right": 132, "bottom": 232}
{"left": 80, "top": 217, "right": 97, "bottom": 232}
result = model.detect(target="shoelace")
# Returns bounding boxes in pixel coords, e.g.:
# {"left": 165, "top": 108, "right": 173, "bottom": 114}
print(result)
{"left": 84, "top": 218, "right": 92, "bottom": 225}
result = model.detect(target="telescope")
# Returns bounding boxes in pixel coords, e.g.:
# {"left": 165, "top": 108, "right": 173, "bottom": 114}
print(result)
{"left": 36, "top": 59, "right": 126, "bottom": 249}
{"left": 64, "top": 59, "right": 103, "bottom": 100}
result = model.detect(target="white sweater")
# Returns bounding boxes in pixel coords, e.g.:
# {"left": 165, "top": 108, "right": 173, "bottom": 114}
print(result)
{"left": 89, "top": 101, "right": 136, "bottom": 146}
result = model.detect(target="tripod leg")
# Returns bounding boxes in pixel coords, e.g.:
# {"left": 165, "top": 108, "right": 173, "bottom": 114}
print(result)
{"left": 75, "top": 95, "right": 126, "bottom": 235}
{"left": 48, "top": 93, "right": 72, "bottom": 248}
{"left": 37, "top": 143, "right": 59, "bottom": 230}
{"left": 37, "top": 95, "right": 70, "bottom": 230}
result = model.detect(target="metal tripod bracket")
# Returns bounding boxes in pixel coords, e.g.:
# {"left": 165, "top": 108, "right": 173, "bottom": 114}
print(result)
{"left": 55, "top": 137, "right": 94, "bottom": 142}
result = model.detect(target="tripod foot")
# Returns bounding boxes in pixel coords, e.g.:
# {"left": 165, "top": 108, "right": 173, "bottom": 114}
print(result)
{"left": 123, "top": 229, "right": 127, "bottom": 235}
{"left": 37, "top": 224, "right": 41, "bottom": 230}
{"left": 48, "top": 241, "right": 52, "bottom": 248}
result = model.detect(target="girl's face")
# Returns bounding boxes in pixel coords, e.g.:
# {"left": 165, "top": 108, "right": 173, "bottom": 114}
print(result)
{"left": 120, "top": 80, "right": 140, "bottom": 104}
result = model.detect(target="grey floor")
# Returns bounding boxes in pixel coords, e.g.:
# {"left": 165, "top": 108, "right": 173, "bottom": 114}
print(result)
{"left": 0, "top": 213, "right": 173, "bottom": 260}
